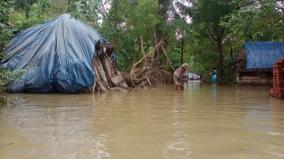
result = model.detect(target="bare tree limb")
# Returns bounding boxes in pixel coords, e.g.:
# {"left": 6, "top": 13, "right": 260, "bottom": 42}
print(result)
{"left": 140, "top": 36, "right": 145, "bottom": 56}
{"left": 161, "top": 46, "right": 175, "bottom": 71}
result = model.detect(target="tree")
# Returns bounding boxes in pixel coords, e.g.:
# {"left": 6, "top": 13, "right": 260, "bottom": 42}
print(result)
{"left": 0, "top": 0, "right": 15, "bottom": 57}
{"left": 222, "top": 0, "right": 284, "bottom": 41}
{"left": 190, "top": 0, "right": 235, "bottom": 82}
{"left": 99, "top": 0, "right": 161, "bottom": 70}
{"left": 66, "top": 0, "right": 111, "bottom": 27}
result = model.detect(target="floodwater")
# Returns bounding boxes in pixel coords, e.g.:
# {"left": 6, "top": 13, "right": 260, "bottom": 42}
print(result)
{"left": 0, "top": 82, "right": 284, "bottom": 159}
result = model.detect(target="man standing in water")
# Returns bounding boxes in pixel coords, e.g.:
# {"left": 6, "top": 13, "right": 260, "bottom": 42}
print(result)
{"left": 211, "top": 68, "right": 218, "bottom": 84}
{"left": 173, "top": 63, "right": 189, "bottom": 90}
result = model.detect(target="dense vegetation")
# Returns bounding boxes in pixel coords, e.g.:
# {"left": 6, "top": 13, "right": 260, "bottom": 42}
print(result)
{"left": 0, "top": 0, "right": 284, "bottom": 93}
{"left": 66, "top": 0, "right": 284, "bottom": 81}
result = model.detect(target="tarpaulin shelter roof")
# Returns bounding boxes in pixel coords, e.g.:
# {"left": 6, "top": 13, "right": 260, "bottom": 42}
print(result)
{"left": 244, "top": 42, "right": 284, "bottom": 69}
{"left": 1, "top": 14, "right": 105, "bottom": 93}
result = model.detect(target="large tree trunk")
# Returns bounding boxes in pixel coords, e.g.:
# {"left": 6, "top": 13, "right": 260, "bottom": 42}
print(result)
{"left": 92, "top": 53, "right": 128, "bottom": 93}
{"left": 217, "top": 42, "right": 224, "bottom": 82}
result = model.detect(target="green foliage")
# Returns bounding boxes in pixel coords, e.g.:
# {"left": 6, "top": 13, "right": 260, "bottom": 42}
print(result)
{"left": 66, "top": 0, "right": 101, "bottom": 26}
{"left": 99, "top": 0, "right": 192, "bottom": 70}
{"left": 0, "top": 68, "right": 23, "bottom": 104}
{"left": 0, "top": 0, "right": 14, "bottom": 48}
{"left": 99, "top": 0, "right": 160, "bottom": 70}
{"left": 222, "top": 0, "right": 284, "bottom": 41}
{"left": 14, "top": 0, "right": 37, "bottom": 16}
{"left": 11, "top": 0, "right": 53, "bottom": 29}
{"left": 0, "top": 68, "right": 24, "bottom": 91}
{"left": 0, "top": 0, "right": 14, "bottom": 22}
{"left": 188, "top": 0, "right": 236, "bottom": 82}
{"left": 0, "top": 0, "right": 54, "bottom": 49}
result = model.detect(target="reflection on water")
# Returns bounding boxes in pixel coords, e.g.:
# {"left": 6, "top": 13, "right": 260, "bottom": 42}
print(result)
{"left": 211, "top": 83, "right": 217, "bottom": 102}
{"left": 187, "top": 81, "right": 201, "bottom": 91}
{"left": 0, "top": 84, "right": 284, "bottom": 159}
{"left": 163, "top": 90, "right": 191, "bottom": 159}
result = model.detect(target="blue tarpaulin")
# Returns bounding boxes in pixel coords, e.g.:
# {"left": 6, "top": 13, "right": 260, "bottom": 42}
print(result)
{"left": 1, "top": 14, "right": 105, "bottom": 93}
{"left": 244, "top": 42, "right": 284, "bottom": 69}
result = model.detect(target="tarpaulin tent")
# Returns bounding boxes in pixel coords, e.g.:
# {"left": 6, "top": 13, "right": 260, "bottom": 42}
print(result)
{"left": 244, "top": 42, "right": 284, "bottom": 69}
{"left": 1, "top": 14, "right": 106, "bottom": 93}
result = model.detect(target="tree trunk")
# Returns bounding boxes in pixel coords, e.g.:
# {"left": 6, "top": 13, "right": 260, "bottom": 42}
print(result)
{"left": 154, "top": 0, "right": 168, "bottom": 60}
{"left": 217, "top": 42, "right": 224, "bottom": 82}
{"left": 92, "top": 53, "right": 128, "bottom": 93}
{"left": 154, "top": 27, "right": 163, "bottom": 60}
{"left": 180, "top": 38, "right": 184, "bottom": 65}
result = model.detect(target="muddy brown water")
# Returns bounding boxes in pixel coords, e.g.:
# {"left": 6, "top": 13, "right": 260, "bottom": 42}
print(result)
{"left": 0, "top": 82, "right": 284, "bottom": 159}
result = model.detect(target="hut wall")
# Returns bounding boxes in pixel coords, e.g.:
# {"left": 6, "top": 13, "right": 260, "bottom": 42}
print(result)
{"left": 236, "top": 70, "right": 272, "bottom": 85}
{"left": 270, "top": 58, "right": 284, "bottom": 99}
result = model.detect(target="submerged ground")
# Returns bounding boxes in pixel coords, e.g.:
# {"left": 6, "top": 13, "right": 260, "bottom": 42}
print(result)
{"left": 0, "top": 82, "right": 284, "bottom": 159}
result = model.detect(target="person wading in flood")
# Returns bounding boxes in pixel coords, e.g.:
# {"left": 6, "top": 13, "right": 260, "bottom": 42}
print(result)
{"left": 211, "top": 68, "right": 218, "bottom": 84}
{"left": 173, "top": 63, "right": 189, "bottom": 90}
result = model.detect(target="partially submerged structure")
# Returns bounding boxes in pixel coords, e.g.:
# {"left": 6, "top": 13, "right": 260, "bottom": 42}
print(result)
{"left": 270, "top": 58, "right": 284, "bottom": 99}
{"left": 1, "top": 14, "right": 127, "bottom": 93}
{"left": 234, "top": 42, "right": 284, "bottom": 85}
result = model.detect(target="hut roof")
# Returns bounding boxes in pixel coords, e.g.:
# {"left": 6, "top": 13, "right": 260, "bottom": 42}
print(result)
{"left": 244, "top": 42, "right": 284, "bottom": 69}
{"left": 1, "top": 14, "right": 105, "bottom": 93}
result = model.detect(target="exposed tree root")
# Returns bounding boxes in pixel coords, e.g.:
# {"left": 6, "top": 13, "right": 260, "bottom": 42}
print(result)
{"left": 92, "top": 45, "right": 128, "bottom": 93}
{"left": 129, "top": 39, "right": 174, "bottom": 88}
{"left": 91, "top": 38, "right": 174, "bottom": 93}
